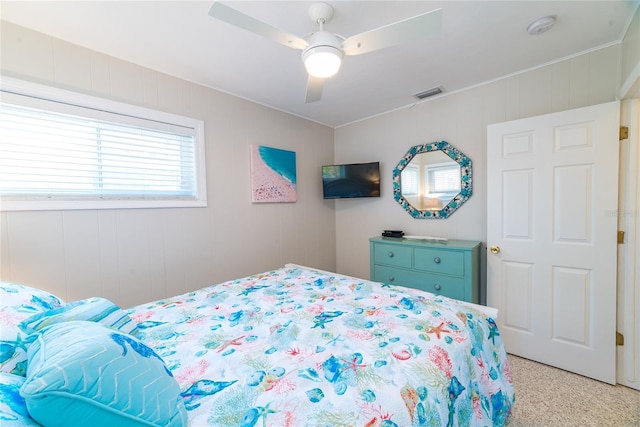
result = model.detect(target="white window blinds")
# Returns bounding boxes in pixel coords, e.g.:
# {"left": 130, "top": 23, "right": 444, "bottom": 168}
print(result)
{"left": 425, "top": 163, "right": 461, "bottom": 194}
{"left": 0, "top": 78, "right": 206, "bottom": 211}
{"left": 400, "top": 166, "right": 419, "bottom": 195}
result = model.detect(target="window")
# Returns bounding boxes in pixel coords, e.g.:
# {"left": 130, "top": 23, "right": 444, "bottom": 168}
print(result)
{"left": 424, "top": 162, "right": 461, "bottom": 196}
{"left": 0, "top": 78, "right": 206, "bottom": 211}
{"left": 400, "top": 165, "right": 419, "bottom": 196}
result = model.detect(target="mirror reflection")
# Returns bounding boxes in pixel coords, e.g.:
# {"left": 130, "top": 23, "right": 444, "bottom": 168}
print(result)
{"left": 393, "top": 141, "right": 472, "bottom": 219}
{"left": 400, "top": 151, "right": 461, "bottom": 211}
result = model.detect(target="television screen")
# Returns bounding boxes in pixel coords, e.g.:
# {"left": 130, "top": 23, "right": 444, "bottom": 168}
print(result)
{"left": 322, "top": 162, "right": 380, "bottom": 199}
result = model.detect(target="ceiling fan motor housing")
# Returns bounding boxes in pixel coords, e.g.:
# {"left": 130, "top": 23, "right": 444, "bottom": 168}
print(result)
{"left": 302, "top": 31, "right": 344, "bottom": 78}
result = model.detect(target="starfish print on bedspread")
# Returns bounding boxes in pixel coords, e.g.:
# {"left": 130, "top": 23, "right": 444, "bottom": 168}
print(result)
{"left": 427, "top": 322, "right": 451, "bottom": 339}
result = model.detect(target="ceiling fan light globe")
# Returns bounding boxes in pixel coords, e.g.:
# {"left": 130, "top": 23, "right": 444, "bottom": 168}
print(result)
{"left": 303, "top": 46, "right": 342, "bottom": 78}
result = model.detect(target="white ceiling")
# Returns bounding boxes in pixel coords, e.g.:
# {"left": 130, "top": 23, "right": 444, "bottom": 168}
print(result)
{"left": 1, "top": 1, "right": 638, "bottom": 127}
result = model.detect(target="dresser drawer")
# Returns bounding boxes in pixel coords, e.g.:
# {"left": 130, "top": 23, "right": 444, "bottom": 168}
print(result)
{"left": 374, "top": 265, "right": 424, "bottom": 286}
{"left": 373, "top": 265, "right": 466, "bottom": 300}
{"left": 373, "top": 243, "right": 412, "bottom": 268}
{"left": 414, "top": 247, "right": 464, "bottom": 276}
{"left": 422, "top": 275, "right": 466, "bottom": 301}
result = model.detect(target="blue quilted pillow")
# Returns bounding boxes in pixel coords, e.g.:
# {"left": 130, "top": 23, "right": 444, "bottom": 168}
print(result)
{"left": 19, "top": 297, "right": 138, "bottom": 336}
{"left": 0, "top": 282, "right": 65, "bottom": 376}
{"left": 20, "top": 321, "right": 187, "bottom": 427}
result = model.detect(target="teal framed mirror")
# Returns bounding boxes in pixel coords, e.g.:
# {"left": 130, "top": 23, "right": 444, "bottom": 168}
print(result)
{"left": 393, "top": 141, "right": 472, "bottom": 219}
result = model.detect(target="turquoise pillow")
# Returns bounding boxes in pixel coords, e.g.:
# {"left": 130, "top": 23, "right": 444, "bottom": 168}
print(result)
{"left": 20, "top": 321, "right": 187, "bottom": 427}
{"left": 19, "top": 297, "right": 138, "bottom": 336}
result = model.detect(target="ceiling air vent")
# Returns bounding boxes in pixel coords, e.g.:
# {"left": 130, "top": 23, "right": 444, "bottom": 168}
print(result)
{"left": 414, "top": 87, "right": 443, "bottom": 100}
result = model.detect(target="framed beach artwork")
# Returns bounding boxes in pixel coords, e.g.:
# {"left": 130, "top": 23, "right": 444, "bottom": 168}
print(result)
{"left": 250, "top": 144, "right": 297, "bottom": 203}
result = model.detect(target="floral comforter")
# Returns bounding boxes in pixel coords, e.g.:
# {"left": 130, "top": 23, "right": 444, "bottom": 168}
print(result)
{"left": 131, "top": 265, "right": 514, "bottom": 427}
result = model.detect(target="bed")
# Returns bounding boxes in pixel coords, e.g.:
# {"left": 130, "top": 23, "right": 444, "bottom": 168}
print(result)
{"left": 1, "top": 264, "right": 514, "bottom": 427}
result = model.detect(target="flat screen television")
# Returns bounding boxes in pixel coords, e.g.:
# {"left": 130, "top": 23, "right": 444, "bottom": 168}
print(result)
{"left": 322, "top": 161, "right": 380, "bottom": 199}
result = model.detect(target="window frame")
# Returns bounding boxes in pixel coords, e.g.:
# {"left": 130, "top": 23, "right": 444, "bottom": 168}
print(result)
{"left": 0, "top": 77, "right": 207, "bottom": 211}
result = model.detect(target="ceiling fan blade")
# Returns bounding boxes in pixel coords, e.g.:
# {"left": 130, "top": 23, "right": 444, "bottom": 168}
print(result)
{"left": 342, "top": 8, "right": 442, "bottom": 56}
{"left": 305, "top": 76, "right": 324, "bottom": 103}
{"left": 208, "top": 2, "right": 308, "bottom": 50}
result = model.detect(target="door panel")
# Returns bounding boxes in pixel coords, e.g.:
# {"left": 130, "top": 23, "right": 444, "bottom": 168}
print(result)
{"left": 502, "top": 170, "right": 533, "bottom": 239}
{"left": 502, "top": 261, "right": 533, "bottom": 332}
{"left": 552, "top": 266, "right": 590, "bottom": 345}
{"left": 554, "top": 165, "right": 592, "bottom": 242}
{"left": 488, "top": 101, "right": 620, "bottom": 384}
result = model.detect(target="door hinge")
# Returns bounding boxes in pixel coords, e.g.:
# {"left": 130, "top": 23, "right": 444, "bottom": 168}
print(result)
{"left": 618, "top": 231, "right": 625, "bottom": 244}
{"left": 617, "top": 332, "right": 624, "bottom": 346}
{"left": 620, "top": 126, "right": 629, "bottom": 141}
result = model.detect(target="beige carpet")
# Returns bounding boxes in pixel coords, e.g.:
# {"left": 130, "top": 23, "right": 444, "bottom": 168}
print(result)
{"left": 507, "top": 354, "right": 640, "bottom": 426}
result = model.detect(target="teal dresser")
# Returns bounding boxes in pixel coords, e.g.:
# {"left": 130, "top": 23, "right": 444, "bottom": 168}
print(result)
{"left": 369, "top": 236, "right": 481, "bottom": 304}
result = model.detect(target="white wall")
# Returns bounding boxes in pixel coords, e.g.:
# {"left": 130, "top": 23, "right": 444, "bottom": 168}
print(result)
{"left": 334, "top": 44, "right": 622, "bottom": 289}
{"left": 0, "top": 22, "right": 336, "bottom": 307}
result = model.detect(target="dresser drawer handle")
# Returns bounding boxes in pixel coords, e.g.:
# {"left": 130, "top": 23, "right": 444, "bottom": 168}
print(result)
{"left": 434, "top": 257, "right": 441, "bottom": 264}
{"left": 434, "top": 284, "right": 442, "bottom": 291}
{"left": 389, "top": 276, "right": 395, "bottom": 282}
{"left": 388, "top": 251, "right": 394, "bottom": 258}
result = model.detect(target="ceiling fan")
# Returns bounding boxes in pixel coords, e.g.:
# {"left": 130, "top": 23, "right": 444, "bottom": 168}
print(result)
{"left": 208, "top": 2, "right": 442, "bottom": 103}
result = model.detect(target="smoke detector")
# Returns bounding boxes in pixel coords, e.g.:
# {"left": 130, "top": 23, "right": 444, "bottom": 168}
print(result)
{"left": 527, "top": 15, "right": 556, "bottom": 35}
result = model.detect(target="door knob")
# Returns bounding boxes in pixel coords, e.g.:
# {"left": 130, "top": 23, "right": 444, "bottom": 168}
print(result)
{"left": 490, "top": 245, "right": 501, "bottom": 254}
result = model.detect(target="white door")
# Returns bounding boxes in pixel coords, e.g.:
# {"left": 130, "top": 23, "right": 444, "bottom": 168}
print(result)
{"left": 487, "top": 101, "right": 620, "bottom": 384}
